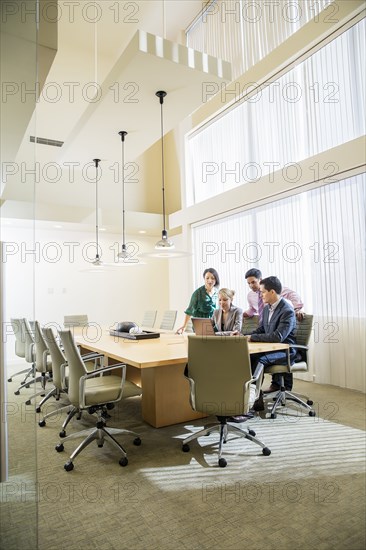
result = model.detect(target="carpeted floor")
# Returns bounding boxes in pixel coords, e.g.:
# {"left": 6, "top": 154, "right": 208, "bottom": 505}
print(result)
{"left": 1, "top": 364, "right": 365, "bottom": 550}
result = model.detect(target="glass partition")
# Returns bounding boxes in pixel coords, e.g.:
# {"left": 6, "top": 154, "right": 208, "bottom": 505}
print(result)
{"left": 0, "top": 2, "right": 38, "bottom": 548}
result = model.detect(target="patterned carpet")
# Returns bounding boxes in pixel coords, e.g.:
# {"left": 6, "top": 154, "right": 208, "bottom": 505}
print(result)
{"left": 1, "top": 367, "right": 365, "bottom": 550}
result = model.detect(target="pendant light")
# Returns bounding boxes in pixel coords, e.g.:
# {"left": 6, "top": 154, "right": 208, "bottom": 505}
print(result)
{"left": 154, "top": 91, "right": 175, "bottom": 250}
{"left": 117, "top": 130, "right": 129, "bottom": 259}
{"left": 91, "top": 157, "right": 103, "bottom": 266}
{"left": 139, "top": 91, "right": 191, "bottom": 259}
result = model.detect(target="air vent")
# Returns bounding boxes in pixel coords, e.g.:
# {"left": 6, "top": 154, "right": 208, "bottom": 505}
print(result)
{"left": 30, "top": 136, "right": 64, "bottom": 147}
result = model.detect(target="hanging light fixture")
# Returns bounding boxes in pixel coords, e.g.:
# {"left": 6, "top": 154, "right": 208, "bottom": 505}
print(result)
{"left": 91, "top": 157, "right": 103, "bottom": 266}
{"left": 140, "top": 91, "right": 191, "bottom": 259}
{"left": 117, "top": 130, "right": 129, "bottom": 259}
{"left": 154, "top": 91, "right": 175, "bottom": 250}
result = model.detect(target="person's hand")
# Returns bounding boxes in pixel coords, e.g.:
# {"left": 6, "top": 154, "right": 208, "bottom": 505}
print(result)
{"left": 231, "top": 330, "right": 239, "bottom": 336}
{"left": 296, "top": 310, "right": 305, "bottom": 321}
{"left": 176, "top": 326, "right": 185, "bottom": 335}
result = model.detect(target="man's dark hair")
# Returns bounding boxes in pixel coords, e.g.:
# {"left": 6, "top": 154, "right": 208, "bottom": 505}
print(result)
{"left": 203, "top": 268, "right": 220, "bottom": 288}
{"left": 260, "top": 276, "right": 282, "bottom": 295}
{"left": 245, "top": 268, "right": 262, "bottom": 279}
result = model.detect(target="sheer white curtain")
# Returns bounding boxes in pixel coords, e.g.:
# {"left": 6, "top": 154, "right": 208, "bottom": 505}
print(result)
{"left": 192, "top": 174, "right": 366, "bottom": 391}
{"left": 187, "top": 19, "right": 366, "bottom": 206}
{"left": 187, "top": 0, "right": 331, "bottom": 78}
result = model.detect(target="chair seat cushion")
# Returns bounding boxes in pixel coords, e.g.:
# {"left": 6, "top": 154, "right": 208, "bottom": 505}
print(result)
{"left": 84, "top": 375, "right": 122, "bottom": 405}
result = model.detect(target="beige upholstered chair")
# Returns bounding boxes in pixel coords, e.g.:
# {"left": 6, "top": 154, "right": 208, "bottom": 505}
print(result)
{"left": 159, "top": 310, "right": 177, "bottom": 331}
{"left": 37, "top": 327, "right": 70, "bottom": 423}
{"left": 23, "top": 321, "right": 54, "bottom": 406}
{"left": 8, "top": 318, "right": 32, "bottom": 384}
{"left": 63, "top": 314, "right": 89, "bottom": 328}
{"left": 263, "top": 314, "right": 316, "bottom": 418}
{"left": 182, "top": 335, "right": 271, "bottom": 467}
{"left": 14, "top": 319, "right": 38, "bottom": 395}
{"left": 141, "top": 310, "right": 157, "bottom": 328}
{"left": 55, "top": 330, "right": 141, "bottom": 471}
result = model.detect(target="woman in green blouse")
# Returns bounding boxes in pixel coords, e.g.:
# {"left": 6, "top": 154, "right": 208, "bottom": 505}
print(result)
{"left": 176, "top": 268, "right": 220, "bottom": 334}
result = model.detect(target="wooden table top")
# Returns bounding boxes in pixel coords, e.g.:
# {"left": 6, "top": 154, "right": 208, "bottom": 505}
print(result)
{"left": 75, "top": 329, "right": 289, "bottom": 369}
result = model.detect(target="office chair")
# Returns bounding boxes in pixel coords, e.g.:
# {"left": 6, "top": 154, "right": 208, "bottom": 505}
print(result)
{"left": 37, "top": 327, "right": 70, "bottom": 423}
{"left": 14, "top": 318, "right": 39, "bottom": 395}
{"left": 63, "top": 314, "right": 89, "bottom": 328}
{"left": 141, "top": 310, "right": 157, "bottom": 328}
{"left": 159, "top": 310, "right": 177, "bottom": 331}
{"left": 38, "top": 327, "right": 102, "bottom": 428}
{"left": 23, "top": 321, "right": 54, "bottom": 406}
{"left": 182, "top": 335, "right": 271, "bottom": 467}
{"left": 55, "top": 330, "right": 141, "bottom": 471}
{"left": 263, "top": 314, "right": 316, "bottom": 418}
{"left": 8, "top": 318, "right": 32, "bottom": 384}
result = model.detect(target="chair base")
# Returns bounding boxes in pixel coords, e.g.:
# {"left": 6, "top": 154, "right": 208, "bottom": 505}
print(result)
{"left": 55, "top": 413, "right": 141, "bottom": 470}
{"left": 182, "top": 417, "right": 271, "bottom": 467}
{"left": 266, "top": 386, "right": 316, "bottom": 418}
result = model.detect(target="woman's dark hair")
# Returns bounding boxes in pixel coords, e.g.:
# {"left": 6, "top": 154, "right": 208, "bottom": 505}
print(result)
{"left": 203, "top": 268, "right": 220, "bottom": 288}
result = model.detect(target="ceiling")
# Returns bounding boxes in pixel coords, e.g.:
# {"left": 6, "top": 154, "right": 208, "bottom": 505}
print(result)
{"left": 0, "top": 0, "right": 231, "bottom": 236}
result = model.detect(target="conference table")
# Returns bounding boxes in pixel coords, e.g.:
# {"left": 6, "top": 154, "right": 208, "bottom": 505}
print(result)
{"left": 76, "top": 328, "right": 289, "bottom": 428}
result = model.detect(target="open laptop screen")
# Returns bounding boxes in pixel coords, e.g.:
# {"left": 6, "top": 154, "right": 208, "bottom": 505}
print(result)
{"left": 191, "top": 317, "right": 216, "bottom": 336}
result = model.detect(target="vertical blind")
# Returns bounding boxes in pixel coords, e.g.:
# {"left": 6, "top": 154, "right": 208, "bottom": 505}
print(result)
{"left": 187, "top": 18, "right": 366, "bottom": 206}
{"left": 192, "top": 174, "right": 366, "bottom": 390}
{"left": 187, "top": 0, "right": 331, "bottom": 79}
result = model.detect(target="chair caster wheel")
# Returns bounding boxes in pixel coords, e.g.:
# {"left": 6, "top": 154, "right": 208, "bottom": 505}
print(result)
{"left": 59, "top": 430, "right": 66, "bottom": 438}
{"left": 307, "top": 400, "right": 313, "bottom": 406}
{"left": 14, "top": 391, "right": 20, "bottom": 396}
{"left": 38, "top": 420, "right": 46, "bottom": 427}
{"left": 270, "top": 413, "right": 277, "bottom": 419}
{"left": 119, "top": 457, "right": 128, "bottom": 467}
{"left": 55, "top": 443, "right": 64, "bottom": 452}
{"left": 25, "top": 385, "right": 30, "bottom": 389}
{"left": 25, "top": 400, "right": 31, "bottom": 406}
{"left": 36, "top": 406, "right": 41, "bottom": 413}
{"left": 97, "top": 444, "right": 104, "bottom": 448}
{"left": 133, "top": 437, "right": 141, "bottom": 446}
{"left": 64, "top": 461, "right": 74, "bottom": 471}
{"left": 218, "top": 458, "right": 227, "bottom": 468}
{"left": 248, "top": 429, "right": 256, "bottom": 437}
{"left": 262, "top": 447, "right": 271, "bottom": 456}
{"left": 106, "top": 403, "right": 114, "bottom": 410}
{"left": 182, "top": 443, "right": 190, "bottom": 452}
{"left": 7, "top": 378, "right": 12, "bottom": 382}
{"left": 309, "top": 410, "right": 316, "bottom": 417}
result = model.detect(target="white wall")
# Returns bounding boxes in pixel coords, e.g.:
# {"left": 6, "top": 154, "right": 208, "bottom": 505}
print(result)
{"left": 3, "top": 223, "right": 170, "bottom": 362}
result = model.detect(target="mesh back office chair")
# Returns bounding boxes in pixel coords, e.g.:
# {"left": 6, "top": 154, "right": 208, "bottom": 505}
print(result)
{"left": 141, "top": 310, "right": 157, "bottom": 328}
{"left": 8, "top": 318, "right": 32, "bottom": 384}
{"left": 182, "top": 335, "right": 271, "bottom": 467}
{"left": 263, "top": 314, "right": 316, "bottom": 418}
{"left": 159, "top": 310, "right": 177, "bottom": 331}
{"left": 55, "top": 330, "right": 141, "bottom": 471}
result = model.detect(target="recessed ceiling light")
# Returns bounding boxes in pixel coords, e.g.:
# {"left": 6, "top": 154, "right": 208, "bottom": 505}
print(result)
{"left": 138, "top": 230, "right": 146, "bottom": 234}
{"left": 53, "top": 225, "right": 62, "bottom": 229}
{"left": 100, "top": 227, "right": 107, "bottom": 232}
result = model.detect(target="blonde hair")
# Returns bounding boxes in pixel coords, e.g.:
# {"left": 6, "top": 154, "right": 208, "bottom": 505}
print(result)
{"left": 219, "top": 288, "right": 235, "bottom": 301}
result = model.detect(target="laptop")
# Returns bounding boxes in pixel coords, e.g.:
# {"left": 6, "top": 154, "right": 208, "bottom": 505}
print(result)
{"left": 191, "top": 317, "right": 228, "bottom": 337}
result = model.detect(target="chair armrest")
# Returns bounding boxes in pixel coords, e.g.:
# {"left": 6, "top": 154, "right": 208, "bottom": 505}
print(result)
{"left": 245, "top": 363, "right": 264, "bottom": 402}
{"left": 42, "top": 349, "right": 50, "bottom": 370}
{"left": 291, "top": 344, "right": 309, "bottom": 351}
{"left": 79, "top": 363, "right": 126, "bottom": 409}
